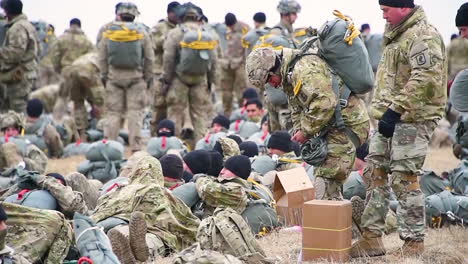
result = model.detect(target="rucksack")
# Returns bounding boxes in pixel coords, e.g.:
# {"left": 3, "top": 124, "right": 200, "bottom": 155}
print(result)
{"left": 77, "top": 160, "right": 125, "bottom": 184}
{"left": 5, "top": 189, "right": 58, "bottom": 210}
{"left": 147, "top": 136, "right": 185, "bottom": 159}
{"left": 420, "top": 170, "right": 451, "bottom": 196}
{"left": 104, "top": 22, "right": 144, "bottom": 69}
{"left": 343, "top": 171, "right": 366, "bottom": 200}
{"left": 63, "top": 142, "right": 91, "bottom": 158}
{"left": 448, "top": 160, "right": 468, "bottom": 195}
{"left": 85, "top": 140, "right": 124, "bottom": 162}
{"left": 242, "top": 27, "right": 269, "bottom": 53}
{"left": 456, "top": 114, "right": 468, "bottom": 150}
{"left": 197, "top": 208, "right": 267, "bottom": 261}
{"left": 176, "top": 24, "right": 216, "bottom": 75}
{"left": 253, "top": 33, "right": 293, "bottom": 50}
{"left": 450, "top": 69, "right": 468, "bottom": 112}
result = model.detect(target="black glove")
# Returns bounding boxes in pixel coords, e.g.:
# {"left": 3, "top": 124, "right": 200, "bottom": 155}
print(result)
{"left": 378, "top": 108, "right": 401, "bottom": 138}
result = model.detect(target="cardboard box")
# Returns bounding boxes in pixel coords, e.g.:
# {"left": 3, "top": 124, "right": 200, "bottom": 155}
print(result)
{"left": 274, "top": 167, "right": 315, "bottom": 226}
{"left": 302, "top": 200, "right": 352, "bottom": 262}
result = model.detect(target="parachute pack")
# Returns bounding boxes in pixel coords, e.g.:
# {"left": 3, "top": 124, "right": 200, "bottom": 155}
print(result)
{"left": 450, "top": 69, "right": 468, "bottom": 112}
{"left": 104, "top": 22, "right": 145, "bottom": 69}
{"left": 147, "top": 136, "right": 186, "bottom": 158}
{"left": 177, "top": 24, "right": 217, "bottom": 75}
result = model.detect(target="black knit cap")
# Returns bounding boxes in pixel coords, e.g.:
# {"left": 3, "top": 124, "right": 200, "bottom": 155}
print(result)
{"left": 360, "top": 23, "right": 370, "bottom": 32}
{"left": 227, "top": 135, "right": 242, "bottom": 145}
{"left": 212, "top": 115, "right": 230, "bottom": 130}
{"left": 1, "top": 0, "right": 22, "bottom": 15}
{"left": 160, "top": 154, "right": 184, "bottom": 180}
{"left": 378, "top": 0, "right": 414, "bottom": 8}
{"left": 253, "top": 12, "right": 266, "bottom": 23}
{"left": 46, "top": 173, "right": 67, "bottom": 186}
{"left": 70, "top": 18, "right": 81, "bottom": 27}
{"left": 242, "top": 88, "right": 258, "bottom": 99}
{"left": 26, "top": 99, "right": 43, "bottom": 118}
{"left": 207, "top": 150, "right": 223, "bottom": 176}
{"left": 225, "top": 13, "right": 237, "bottom": 26}
{"left": 456, "top": 3, "right": 468, "bottom": 27}
{"left": 267, "top": 131, "right": 292, "bottom": 152}
{"left": 356, "top": 142, "right": 369, "bottom": 161}
{"left": 183, "top": 150, "right": 211, "bottom": 174}
{"left": 224, "top": 155, "right": 252, "bottom": 179}
{"left": 167, "top": 1, "right": 180, "bottom": 13}
{"left": 240, "top": 141, "right": 259, "bottom": 158}
{"left": 157, "top": 119, "right": 175, "bottom": 137}
{"left": 0, "top": 205, "right": 7, "bottom": 221}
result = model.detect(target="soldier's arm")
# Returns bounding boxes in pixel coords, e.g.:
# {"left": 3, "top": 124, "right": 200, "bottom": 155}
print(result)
{"left": 142, "top": 33, "right": 156, "bottom": 82}
{"left": 47, "top": 39, "right": 62, "bottom": 73}
{"left": 162, "top": 29, "right": 180, "bottom": 83}
{"left": 38, "top": 176, "right": 89, "bottom": 216}
{"left": 24, "top": 145, "right": 48, "bottom": 174}
{"left": 0, "top": 25, "right": 29, "bottom": 64}
{"left": 151, "top": 24, "right": 165, "bottom": 54}
{"left": 97, "top": 38, "right": 109, "bottom": 81}
{"left": 392, "top": 35, "right": 447, "bottom": 114}
{"left": 195, "top": 176, "right": 248, "bottom": 212}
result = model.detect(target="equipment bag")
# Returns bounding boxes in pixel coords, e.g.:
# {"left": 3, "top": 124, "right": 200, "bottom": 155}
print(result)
{"left": 104, "top": 22, "right": 144, "bottom": 69}
{"left": 420, "top": 170, "right": 451, "bottom": 196}
{"left": 147, "top": 136, "right": 185, "bottom": 159}
{"left": 448, "top": 160, "right": 468, "bottom": 195}
{"left": 5, "top": 189, "right": 58, "bottom": 210}
{"left": 78, "top": 160, "right": 125, "bottom": 184}
{"left": 253, "top": 33, "right": 293, "bottom": 50}
{"left": 85, "top": 140, "right": 124, "bottom": 162}
{"left": 456, "top": 114, "right": 468, "bottom": 150}
{"left": 63, "top": 142, "right": 91, "bottom": 158}
{"left": 450, "top": 69, "right": 468, "bottom": 112}
{"left": 242, "top": 27, "right": 269, "bottom": 52}
{"left": 176, "top": 25, "right": 217, "bottom": 75}
{"left": 241, "top": 202, "right": 279, "bottom": 236}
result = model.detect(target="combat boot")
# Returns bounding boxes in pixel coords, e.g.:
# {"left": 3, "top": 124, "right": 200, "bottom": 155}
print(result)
{"left": 350, "top": 230, "right": 386, "bottom": 258}
{"left": 389, "top": 240, "right": 424, "bottom": 258}
{"left": 108, "top": 228, "right": 136, "bottom": 264}
{"left": 129, "top": 211, "right": 149, "bottom": 262}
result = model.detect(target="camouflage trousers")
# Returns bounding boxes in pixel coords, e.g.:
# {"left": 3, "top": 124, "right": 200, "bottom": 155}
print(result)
{"left": 0, "top": 78, "right": 32, "bottom": 113}
{"left": 361, "top": 121, "right": 437, "bottom": 241}
{"left": 150, "top": 77, "right": 167, "bottom": 137}
{"left": 166, "top": 77, "right": 211, "bottom": 145}
{"left": 264, "top": 97, "right": 291, "bottom": 132}
{"left": 104, "top": 78, "right": 146, "bottom": 152}
{"left": 314, "top": 126, "right": 367, "bottom": 200}
{"left": 220, "top": 66, "right": 247, "bottom": 117}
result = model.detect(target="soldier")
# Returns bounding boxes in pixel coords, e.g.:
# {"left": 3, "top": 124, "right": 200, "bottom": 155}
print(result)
{"left": 229, "top": 99, "right": 264, "bottom": 139}
{"left": 272, "top": 0, "right": 301, "bottom": 39}
{"left": 447, "top": 3, "right": 468, "bottom": 81}
{"left": 195, "top": 115, "right": 230, "bottom": 151}
{"left": 267, "top": 131, "right": 301, "bottom": 172}
{"left": 46, "top": 18, "right": 94, "bottom": 74}
{"left": 162, "top": 2, "right": 217, "bottom": 145}
{"left": 0, "top": 205, "right": 32, "bottom": 263}
{"left": 0, "top": 0, "right": 39, "bottom": 113}
{"left": 98, "top": 2, "right": 155, "bottom": 152}
{"left": 96, "top": 2, "right": 123, "bottom": 45}
{"left": 246, "top": 47, "right": 369, "bottom": 200}
{"left": 229, "top": 87, "right": 258, "bottom": 122}
{"left": 149, "top": 1, "right": 180, "bottom": 136}
{"left": 351, "top": 0, "right": 447, "bottom": 257}
{"left": 253, "top": 12, "right": 266, "bottom": 29}
{"left": 218, "top": 13, "right": 250, "bottom": 117}
{"left": 160, "top": 154, "right": 185, "bottom": 190}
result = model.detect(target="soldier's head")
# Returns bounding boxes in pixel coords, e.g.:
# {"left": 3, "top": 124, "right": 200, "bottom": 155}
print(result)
{"left": 46, "top": 173, "right": 67, "bottom": 186}
{"left": 160, "top": 154, "right": 184, "bottom": 181}
{"left": 241, "top": 87, "right": 258, "bottom": 106}
{"left": 261, "top": 114, "right": 269, "bottom": 133}
{"left": 0, "top": 0, "right": 22, "bottom": 19}
{"left": 456, "top": 2, "right": 468, "bottom": 38}
{"left": 245, "top": 99, "right": 264, "bottom": 122}
{"left": 0, "top": 111, "right": 23, "bottom": 137}
{"left": 360, "top": 23, "right": 370, "bottom": 37}
{"left": 277, "top": 0, "right": 301, "bottom": 25}
{"left": 115, "top": 2, "right": 139, "bottom": 22}
{"left": 69, "top": 18, "right": 81, "bottom": 29}
{"left": 219, "top": 155, "right": 252, "bottom": 181}
{"left": 239, "top": 141, "right": 259, "bottom": 158}
{"left": 224, "top": 13, "right": 237, "bottom": 28}
{"left": 211, "top": 115, "right": 230, "bottom": 133}
{"left": 176, "top": 2, "right": 202, "bottom": 23}
{"left": 267, "top": 131, "right": 292, "bottom": 156}
{"left": 167, "top": 1, "right": 180, "bottom": 24}
{"left": 253, "top": 12, "right": 266, "bottom": 29}
{"left": 246, "top": 47, "right": 282, "bottom": 89}
{"left": 157, "top": 119, "right": 175, "bottom": 137}
{"left": 379, "top": 0, "right": 414, "bottom": 26}
{"left": 26, "top": 99, "right": 44, "bottom": 119}
{"left": 183, "top": 150, "right": 211, "bottom": 174}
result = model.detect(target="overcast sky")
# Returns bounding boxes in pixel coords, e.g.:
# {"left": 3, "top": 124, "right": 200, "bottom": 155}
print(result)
{"left": 23, "top": 0, "right": 466, "bottom": 44}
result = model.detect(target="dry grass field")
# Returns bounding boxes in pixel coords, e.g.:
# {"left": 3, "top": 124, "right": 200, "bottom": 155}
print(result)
{"left": 48, "top": 146, "right": 467, "bottom": 263}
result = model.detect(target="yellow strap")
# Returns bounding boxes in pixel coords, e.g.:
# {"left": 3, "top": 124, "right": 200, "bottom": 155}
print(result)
{"left": 278, "top": 157, "right": 302, "bottom": 164}
{"left": 303, "top": 226, "right": 351, "bottom": 232}
{"left": 294, "top": 29, "right": 307, "bottom": 37}
{"left": 332, "top": 10, "right": 360, "bottom": 45}
{"left": 247, "top": 178, "right": 275, "bottom": 202}
{"left": 241, "top": 38, "right": 250, "bottom": 49}
{"left": 252, "top": 43, "right": 283, "bottom": 50}
{"left": 293, "top": 79, "right": 302, "bottom": 96}
{"left": 180, "top": 30, "right": 217, "bottom": 50}
{"left": 303, "top": 246, "right": 351, "bottom": 252}
{"left": 242, "top": 26, "right": 249, "bottom": 36}
{"left": 20, "top": 128, "right": 25, "bottom": 136}
{"left": 103, "top": 25, "right": 144, "bottom": 42}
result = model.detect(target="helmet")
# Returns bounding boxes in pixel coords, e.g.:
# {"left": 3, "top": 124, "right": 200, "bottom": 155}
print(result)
{"left": 0, "top": 111, "right": 24, "bottom": 131}
{"left": 245, "top": 47, "right": 277, "bottom": 89}
{"left": 176, "top": 2, "right": 202, "bottom": 21}
{"left": 277, "top": 0, "right": 302, "bottom": 14}
{"left": 116, "top": 2, "right": 140, "bottom": 17}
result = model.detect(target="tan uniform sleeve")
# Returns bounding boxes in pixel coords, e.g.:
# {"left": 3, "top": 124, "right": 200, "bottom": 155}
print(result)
{"left": 162, "top": 29, "right": 181, "bottom": 83}
{"left": 196, "top": 175, "right": 247, "bottom": 213}
{"left": 97, "top": 37, "right": 109, "bottom": 80}
{"left": 142, "top": 32, "right": 155, "bottom": 81}
{"left": 39, "top": 176, "right": 89, "bottom": 216}
{"left": 0, "top": 24, "right": 29, "bottom": 64}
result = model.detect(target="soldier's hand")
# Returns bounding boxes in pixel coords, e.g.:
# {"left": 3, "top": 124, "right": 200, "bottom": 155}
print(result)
{"left": 378, "top": 109, "right": 401, "bottom": 138}
{"left": 292, "top": 130, "right": 307, "bottom": 144}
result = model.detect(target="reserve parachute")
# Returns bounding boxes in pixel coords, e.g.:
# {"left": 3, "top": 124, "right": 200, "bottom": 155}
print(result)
{"left": 177, "top": 25, "right": 217, "bottom": 75}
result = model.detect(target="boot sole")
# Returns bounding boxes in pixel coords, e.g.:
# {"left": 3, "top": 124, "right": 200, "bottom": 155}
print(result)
{"left": 108, "top": 228, "right": 136, "bottom": 264}
{"left": 351, "top": 196, "right": 365, "bottom": 224}
{"left": 129, "top": 211, "right": 149, "bottom": 262}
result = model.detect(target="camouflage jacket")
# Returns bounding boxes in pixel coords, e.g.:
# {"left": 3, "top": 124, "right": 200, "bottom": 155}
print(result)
{"left": 447, "top": 37, "right": 468, "bottom": 81}
{"left": 371, "top": 6, "right": 447, "bottom": 123}
{"left": 0, "top": 14, "right": 39, "bottom": 78}
{"left": 280, "top": 48, "right": 370, "bottom": 138}
{"left": 95, "top": 21, "right": 113, "bottom": 46}
{"left": 92, "top": 156, "right": 200, "bottom": 252}
{"left": 151, "top": 19, "right": 177, "bottom": 75}
{"left": 163, "top": 21, "right": 217, "bottom": 85}
{"left": 47, "top": 27, "right": 94, "bottom": 73}
{"left": 219, "top": 21, "right": 250, "bottom": 69}
{"left": 195, "top": 175, "right": 249, "bottom": 214}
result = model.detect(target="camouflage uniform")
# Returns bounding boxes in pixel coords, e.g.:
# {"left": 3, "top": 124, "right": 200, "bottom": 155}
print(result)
{"left": 219, "top": 21, "right": 250, "bottom": 117}
{"left": 163, "top": 21, "right": 216, "bottom": 143}
{"left": 361, "top": 6, "right": 447, "bottom": 242}
{"left": 98, "top": 5, "right": 155, "bottom": 152}
{"left": 46, "top": 26, "right": 94, "bottom": 74}
{"left": 279, "top": 48, "right": 369, "bottom": 200}
{"left": 28, "top": 84, "right": 60, "bottom": 113}
{"left": 0, "top": 14, "right": 39, "bottom": 113}
{"left": 447, "top": 37, "right": 468, "bottom": 81}
{"left": 24, "top": 115, "right": 64, "bottom": 158}
{"left": 61, "top": 53, "right": 104, "bottom": 137}
{"left": 149, "top": 19, "right": 177, "bottom": 136}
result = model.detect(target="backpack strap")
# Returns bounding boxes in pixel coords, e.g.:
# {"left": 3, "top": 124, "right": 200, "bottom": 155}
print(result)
{"left": 226, "top": 212, "right": 260, "bottom": 254}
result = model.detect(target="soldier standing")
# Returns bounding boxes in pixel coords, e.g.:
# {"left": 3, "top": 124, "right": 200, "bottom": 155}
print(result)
{"left": 98, "top": 2, "right": 155, "bottom": 152}
{"left": 218, "top": 13, "right": 250, "bottom": 117}
{"left": 447, "top": 3, "right": 468, "bottom": 81}
{"left": 0, "top": 0, "right": 39, "bottom": 113}
{"left": 149, "top": 2, "right": 180, "bottom": 136}
{"left": 351, "top": 0, "right": 447, "bottom": 257}
{"left": 47, "top": 18, "right": 94, "bottom": 74}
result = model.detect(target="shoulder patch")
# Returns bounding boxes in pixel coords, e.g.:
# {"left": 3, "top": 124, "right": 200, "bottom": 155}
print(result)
{"left": 410, "top": 41, "right": 432, "bottom": 69}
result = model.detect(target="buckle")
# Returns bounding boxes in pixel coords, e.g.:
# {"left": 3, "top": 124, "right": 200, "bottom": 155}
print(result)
{"left": 339, "top": 99, "right": 348, "bottom": 108}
